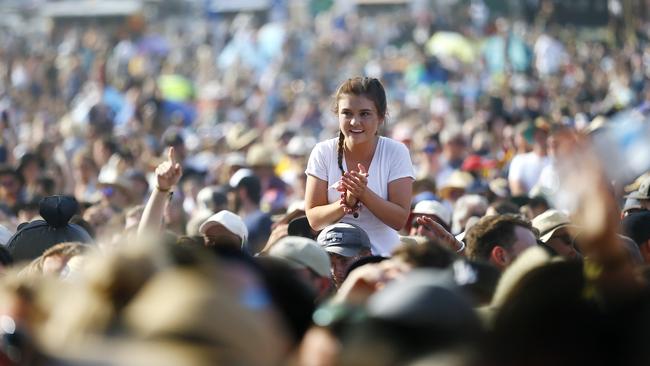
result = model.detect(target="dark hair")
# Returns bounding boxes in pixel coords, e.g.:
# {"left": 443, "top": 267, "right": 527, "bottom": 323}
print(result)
{"left": 0, "top": 164, "right": 23, "bottom": 185}
{"left": 17, "top": 153, "right": 44, "bottom": 176}
{"left": 527, "top": 196, "right": 550, "bottom": 210}
{"left": 345, "top": 255, "right": 388, "bottom": 278}
{"left": 36, "top": 176, "right": 56, "bottom": 196}
{"left": 0, "top": 246, "right": 13, "bottom": 266}
{"left": 237, "top": 175, "right": 262, "bottom": 204}
{"left": 465, "top": 214, "right": 536, "bottom": 262}
{"left": 391, "top": 239, "right": 456, "bottom": 269}
{"left": 98, "top": 136, "right": 118, "bottom": 155}
{"left": 488, "top": 200, "right": 520, "bottom": 215}
{"left": 69, "top": 215, "right": 96, "bottom": 239}
{"left": 333, "top": 77, "right": 387, "bottom": 175}
{"left": 254, "top": 256, "right": 316, "bottom": 345}
{"left": 621, "top": 211, "right": 650, "bottom": 246}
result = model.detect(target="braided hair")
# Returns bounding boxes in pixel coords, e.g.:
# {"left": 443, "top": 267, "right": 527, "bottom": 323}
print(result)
{"left": 333, "top": 77, "right": 387, "bottom": 175}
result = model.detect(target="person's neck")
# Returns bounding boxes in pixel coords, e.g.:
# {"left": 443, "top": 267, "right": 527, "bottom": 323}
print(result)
{"left": 238, "top": 201, "right": 259, "bottom": 216}
{"left": 345, "top": 136, "right": 378, "bottom": 162}
{"left": 533, "top": 145, "right": 547, "bottom": 156}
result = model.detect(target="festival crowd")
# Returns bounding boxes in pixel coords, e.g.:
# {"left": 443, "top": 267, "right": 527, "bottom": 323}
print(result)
{"left": 0, "top": 0, "right": 649, "bottom": 365}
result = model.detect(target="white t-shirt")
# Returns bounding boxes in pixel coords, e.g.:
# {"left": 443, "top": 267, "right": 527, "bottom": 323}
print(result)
{"left": 508, "top": 152, "right": 550, "bottom": 195}
{"left": 306, "top": 136, "right": 415, "bottom": 256}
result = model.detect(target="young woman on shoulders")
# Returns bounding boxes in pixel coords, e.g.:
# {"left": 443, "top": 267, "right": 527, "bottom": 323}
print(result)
{"left": 304, "top": 77, "right": 414, "bottom": 256}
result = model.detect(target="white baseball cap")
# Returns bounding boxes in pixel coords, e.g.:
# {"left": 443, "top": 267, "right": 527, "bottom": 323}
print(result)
{"left": 229, "top": 168, "right": 255, "bottom": 188}
{"left": 412, "top": 200, "right": 452, "bottom": 227}
{"left": 199, "top": 210, "right": 248, "bottom": 245}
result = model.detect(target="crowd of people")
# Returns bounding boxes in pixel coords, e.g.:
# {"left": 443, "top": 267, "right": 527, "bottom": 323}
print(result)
{"left": 0, "top": 0, "right": 649, "bottom": 364}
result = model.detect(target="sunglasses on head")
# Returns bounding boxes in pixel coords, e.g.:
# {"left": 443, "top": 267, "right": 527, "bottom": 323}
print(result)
{"left": 411, "top": 216, "right": 448, "bottom": 231}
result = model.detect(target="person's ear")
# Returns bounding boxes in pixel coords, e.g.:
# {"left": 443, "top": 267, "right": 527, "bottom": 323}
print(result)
{"left": 490, "top": 245, "right": 510, "bottom": 269}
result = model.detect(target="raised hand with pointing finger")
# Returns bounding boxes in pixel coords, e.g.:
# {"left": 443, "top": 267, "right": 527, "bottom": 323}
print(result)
{"left": 137, "top": 146, "right": 184, "bottom": 236}
{"left": 155, "top": 146, "right": 183, "bottom": 192}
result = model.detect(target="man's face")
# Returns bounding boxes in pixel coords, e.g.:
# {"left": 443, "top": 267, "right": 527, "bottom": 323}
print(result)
{"left": 509, "top": 226, "right": 538, "bottom": 259}
{"left": 410, "top": 214, "right": 449, "bottom": 236}
{"left": 329, "top": 253, "right": 357, "bottom": 288}
{"left": 295, "top": 267, "right": 332, "bottom": 300}
{"left": 546, "top": 227, "right": 579, "bottom": 259}
{"left": 0, "top": 174, "right": 19, "bottom": 197}
{"left": 203, "top": 223, "right": 241, "bottom": 250}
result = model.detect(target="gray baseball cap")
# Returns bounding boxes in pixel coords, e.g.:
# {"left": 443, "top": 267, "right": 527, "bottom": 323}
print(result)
{"left": 316, "top": 222, "right": 372, "bottom": 257}
{"left": 268, "top": 236, "right": 331, "bottom": 277}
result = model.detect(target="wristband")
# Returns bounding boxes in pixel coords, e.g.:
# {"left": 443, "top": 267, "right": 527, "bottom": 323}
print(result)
{"left": 155, "top": 185, "right": 172, "bottom": 193}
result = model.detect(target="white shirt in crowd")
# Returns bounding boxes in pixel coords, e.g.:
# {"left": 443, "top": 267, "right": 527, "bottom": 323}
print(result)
{"left": 508, "top": 152, "right": 550, "bottom": 195}
{"left": 306, "top": 136, "right": 415, "bottom": 256}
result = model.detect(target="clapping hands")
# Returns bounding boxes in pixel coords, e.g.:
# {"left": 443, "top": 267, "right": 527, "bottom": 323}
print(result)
{"left": 337, "top": 163, "right": 369, "bottom": 216}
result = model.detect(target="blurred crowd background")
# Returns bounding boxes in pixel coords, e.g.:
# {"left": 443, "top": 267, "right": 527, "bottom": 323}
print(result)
{"left": 0, "top": 0, "right": 648, "bottom": 232}
{"left": 0, "top": 0, "right": 649, "bottom": 365}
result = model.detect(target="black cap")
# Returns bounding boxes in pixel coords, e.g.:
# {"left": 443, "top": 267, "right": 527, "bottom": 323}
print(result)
{"left": 7, "top": 196, "right": 93, "bottom": 261}
{"left": 621, "top": 210, "right": 650, "bottom": 246}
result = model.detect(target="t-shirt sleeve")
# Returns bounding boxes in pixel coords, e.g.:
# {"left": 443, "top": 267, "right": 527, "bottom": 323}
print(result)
{"left": 508, "top": 155, "right": 523, "bottom": 182}
{"left": 388, "top": 141, "right": 416, "bottom": 182}
{"left": 305, "top": 141, "right": 329, "bottom": 181}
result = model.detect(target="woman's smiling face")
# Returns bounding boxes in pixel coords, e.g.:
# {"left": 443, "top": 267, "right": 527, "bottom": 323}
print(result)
{"left": 338, "top": 94, "right": 383, "bottom": 146}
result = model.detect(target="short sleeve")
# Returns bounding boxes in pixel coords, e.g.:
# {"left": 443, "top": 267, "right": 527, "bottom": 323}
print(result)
{"left": 388, "top": 140, "right": 415, "bottom": 182}
{"left": 305, "top": 140, "right": 331, "bottom": 182}
{"left": 508, "top": 155, "right": 523, "bottom": 182}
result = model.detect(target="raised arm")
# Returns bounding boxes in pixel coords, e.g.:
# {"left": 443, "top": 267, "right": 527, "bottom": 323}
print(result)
{"left": 137, "top": 147, "right": 183, "bottom": 237}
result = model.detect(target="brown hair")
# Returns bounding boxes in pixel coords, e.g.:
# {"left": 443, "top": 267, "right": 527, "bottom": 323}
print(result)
{"left": 22, "top": 242, "right": 87, "bottom": 276}
{"left": 332, "top": 77, "right": 387, "bottom": 175}
{"left": 465, "top": 214, "right": 537, "bottom": 261}
{"left": 391, "top": 239, "right": 456, "bottom": 269}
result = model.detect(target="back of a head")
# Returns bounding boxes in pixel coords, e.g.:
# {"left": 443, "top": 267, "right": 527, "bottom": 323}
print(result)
{"left": 464, "top": 214, "right": 532, "bottom": 262}
{"left": 621, "top": 210, "right": 650, "bottom": 246}
{"left": 8, "top": 196, "right": 92, "bottom": 262}
{"left": 238, "top": 175, "right": 262, "bottom": 205}
{"left": 254, "top": 256, "right": 316, "bottom": 346}
{"left": 488, "top": 261, "right": 622, "bottom": 366}
{"left": 339, "top": 269, "right": 482, "bottom": 366}
{"left": 487, "top": 200, "right": 520, "bottom": 216}
{"left": 391, "top": 239, "right": 456, "bottom": 269}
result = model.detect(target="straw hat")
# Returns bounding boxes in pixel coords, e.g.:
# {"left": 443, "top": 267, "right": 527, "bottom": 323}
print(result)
{"left": 439, "top": 171, "right": 474, "bottom": 198}
{"left": 226, "top": 124, "right": 260, "bottom": 151}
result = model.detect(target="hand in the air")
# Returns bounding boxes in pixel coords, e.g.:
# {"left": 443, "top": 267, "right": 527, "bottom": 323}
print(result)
{"left": 155, "top": 147, "right": 183, "bottom": 191}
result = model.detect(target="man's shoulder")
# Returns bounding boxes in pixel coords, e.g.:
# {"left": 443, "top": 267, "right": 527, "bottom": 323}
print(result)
{"left": 244, "top": 210, "right": 272, "bottom": 228}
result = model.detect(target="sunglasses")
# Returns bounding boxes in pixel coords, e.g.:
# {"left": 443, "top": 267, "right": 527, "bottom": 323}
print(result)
{"left": 411, "top": 216, "right": 449, "bottom": 231}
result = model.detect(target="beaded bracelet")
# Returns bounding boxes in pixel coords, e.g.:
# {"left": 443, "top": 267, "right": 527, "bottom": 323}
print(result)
{"left": 349, "top": 201, "right": 362, "bottom": 218}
